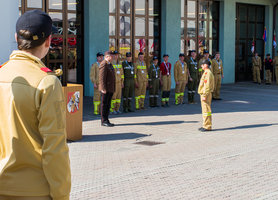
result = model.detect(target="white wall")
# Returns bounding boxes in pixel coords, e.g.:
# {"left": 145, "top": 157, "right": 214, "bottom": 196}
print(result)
{"left": 0, "top": 1, "right": 18, "bottom": 64}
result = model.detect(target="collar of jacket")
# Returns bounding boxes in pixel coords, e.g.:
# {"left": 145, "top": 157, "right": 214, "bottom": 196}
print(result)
{"left": 9, "top": 50, "right": 47, "bottom": 68}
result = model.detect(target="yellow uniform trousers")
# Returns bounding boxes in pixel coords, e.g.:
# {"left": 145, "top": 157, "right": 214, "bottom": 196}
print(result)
{"left": 135, "top": 81, "right": 147, "bottom": 109}
{"left": 111, "top": 82, "right": 122, "bottom": 112}
{"left": 0, "top": 196, "right": 51, "bottom": 200}
{"left": 93, "top": 89, "right": 101, "bottom": 115}
{"left": 265, "top": 70, "right": 272, "bottom": 84}
{"left": 201, "top": 93, "right": 212, "bottom": 130}
{"left": 162, "top": 75, "right": 171, "bottom": 105}
{"left": 175, "top": 80, "right": 187, "bottom": 105}
{"left": 253, "top": 66, "right": 261, "bottom": 83}
{"left": 213, "top": 74, "right": 222, "bottom": 99}
{"left": 275, "top": 67, "right": 278, "bottom": 84}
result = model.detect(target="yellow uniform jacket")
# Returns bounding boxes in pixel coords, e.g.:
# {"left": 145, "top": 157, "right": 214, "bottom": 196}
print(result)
{"left": 0, "top": 51, "right": 71, "bottom": 200}
{"left": 252, "top": 56, "right": 262, "bottom": 70}
{"left": 112, "top": 62, "right": 124, "bottom": 84}
{"left": 90, "top": 62, "right": 100, "bottom": 86}
{"left": 174, "top": 60, "right": 188, "bottom": 82}
{"left": 134, "top": 61, "right": 148, "bottom": 85}
{"left": 211, "top": 58, "right": 223, "bottom": 76}
{"left": 198, "top": 68, "right": 215, "bottom": 97}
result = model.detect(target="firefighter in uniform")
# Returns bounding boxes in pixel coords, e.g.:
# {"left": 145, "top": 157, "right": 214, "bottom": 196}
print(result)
{"left": 187, "top": 50, "right": 198, "bottom": 104}
{"left": 252, "top": 52, "right": 262, "bottom": 84}
{"left": 211, "top": 52, "right": 224, "bottom": 100}
{"left": 135, "top": 52, "right": 148, "bottom": 110}
{"left": 111, "top": 51, "right": 124, "bottom": 114}
{"left": 174, "top": 53, "right": 188, "bottom": 105}
{"left": 122, "top": 52, "right": 135, "bottom": 112}
{"left": 198, "top": 60, "right": 215, "bottom": 132}
{"left": 198, "top": 50, "right": 211, "bottom": 79}
{"left": 0, "top": 10, "right": 71, "bottom": 199}
{"left": 264, "top": 53, "right": 273, "bottom": 85}
{"left": 273, "top": 51, "right": 278, "bottom": 85}
{"left": 90, "top": 52, "right": 104, "bottom": 115}
{"left": 148, "top": 56, "right": 160, "bottom": 107}
{"left": 160, "top": 54, "right": 172, "bottom": 107}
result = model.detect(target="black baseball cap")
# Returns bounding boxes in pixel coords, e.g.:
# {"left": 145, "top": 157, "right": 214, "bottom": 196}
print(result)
{"left": 153, "top": 56, "right": 158, "bottom": 60}
{"left": 113, "top": 51, "right": 119, "bottom": 54}
{"left": 163, "top": 54, "right": 169, "bottom": 57}
{"left": 201, "top": 59, "right": 211, "bottom": 66}
{"left": 138, "top": 52, "right": 144, "bottom": 56}
{"left": 16, "top": 10, "right": 52, "bottom": 41}
{"left": 96, "top": 52, "right": 104, "bottom": 57}
{"left": 203, "top": 50, "right": 209, "bottom": 54}
{"left": 126, "top": 52, "right": 132, "bottom": 57}
{"left": 179, "top": 53, "right": 185, "bottom": 57}
{"left": 191, "top": 50, "right": 196, "bottom": 53}
{"left": 266, "top": 53, "right": 271, "bottom": 56}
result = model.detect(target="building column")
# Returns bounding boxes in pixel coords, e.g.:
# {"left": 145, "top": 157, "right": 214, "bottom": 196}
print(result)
{"left": 0, "top": 1, "right": 18, "bottom": 64}
{"left": 84, "top": 0, "right": 109, "bottom": 96}
{"left": 265, "top": 5, "right": 273, "bottom": 57}
{"left": 219, "top": 0, "right": 236, "bottom": 84}
{"left": 161, "top": 0, "right": 181, "bottom": 88}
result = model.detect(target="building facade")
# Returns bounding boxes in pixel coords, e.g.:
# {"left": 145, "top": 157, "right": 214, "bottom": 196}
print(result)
{"left": 0, "top": 0, "right": 277, "bottom": 96}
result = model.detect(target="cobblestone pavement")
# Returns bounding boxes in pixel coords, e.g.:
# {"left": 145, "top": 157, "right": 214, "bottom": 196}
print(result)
{"left": 69, "top": 83, "right": 278, "bottom": 200}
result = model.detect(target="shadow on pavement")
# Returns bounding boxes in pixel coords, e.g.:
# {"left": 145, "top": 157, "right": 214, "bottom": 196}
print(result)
{"left": 75, "top": 132, "right": 150, "bottom": 143}
{"left": 116, "top": 120, "right": 198, "bottom": 126}
{"left": 213, "top": 123, "right": 278, "bottom": 132}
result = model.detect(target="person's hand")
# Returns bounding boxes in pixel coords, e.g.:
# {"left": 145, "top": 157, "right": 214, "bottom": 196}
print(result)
{"left": 176, "top": 82, "right": 179, "bottom": 85}
{"left": 189, "top": 77, "right": 193, "bottom": 81}
{"left": 94, "top": 84, "right": 98, "bottom": 89}
{"left": 122, "top": 84, "right": 124, "bottom": 88}
{"left": 101, "top": 90, "right": 106, "bottom": 94}
{"left": 202, "top": 96, "right": 206, "bottom": 101}
{"left": 146, "top": 82, "right": 149, "bottom": 88}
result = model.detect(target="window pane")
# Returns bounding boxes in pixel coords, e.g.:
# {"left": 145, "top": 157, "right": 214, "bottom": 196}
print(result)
{"left": 68, "top": 0, "right": 77, "bottom": 10}
{"left": 240, "top": 22, "right": 247, "bottom": 38}
{"left": 109, "top": 38, "right": 116, "bottom": 51}
{"left": 187, "top": 20, "right": 196, "bottom": 37}
{"left": 187, "top": 1, "right": 196, "bottom": 18}
{"left": 248, "top": 6, "right": 256, "bottom": 22}
{"left": 181, "top": 39, "right": 185, "bottom": 53}
{"left": 239, "top": 6, "right": 247, "bottom": 21}
{"left": 149, "top": 18, "right": 154, "bottom": 37}
{"left": 135, "top": 17, "right": 145, "bottom": 36}
{"left": 49, "top": 12, "right": 63, "bottom": 35}
{"left": 119, "top": 38, "right": 131, "bottom": 60}
{"left": 110, "top": 0, "right": 116, "bottom": 13}
{"left": 256, "top": 7, "right": 264, "bottom": 22}
{"left": 199, "top": 1, "right": 208, "bottom": 20}
{"left": 19, "top": 0, "right": 21, "bottom": 7}
{"left": 135, "top": 39, "right": 146, "bottom": 55}
{"left": 152, "top": 38, "right": 160, "bottom": 57}
{"left": 181, "top": 20, "right": 185, "bottom": 37}
{"left": 211, "top": 21, "right": 218, "bottom": 39}
{"left": 187, "top": 39, "right": 196, "bottom": 52}
{"left": 68, "top": 13, "right": 77, "bottom": 36}
{"left": 49, "top": 0, "right": 62, "bottom": 10}
{"left": 67, "top": 48, "right": 77, "bottom": 83}
{"left": 199, "top": 20, "right": 207, "bottom": 37}
{"left": 120, "top": 0, "right": 131, "bottom": 14}
{"left": 135, "top": 0, "right": 145, "bottom": 15}
{"left": 120, "top": 16, "right": 131, "bottom": 36}
{"left": 248, "top": 23, "right": 255, "bottom": 39}
{"left": 153, "top": 16, "right": 160, "bottom": 37}
{"left": 152, "top": 0, "right": 160, "bottom": 16}
{"left": 109, "top": 16, "right": 116, "bottom": 36}
{"left": 256, "top": 23, "right": 264, "bottom": 39}
{"left": 27, "top": 0, "right": 42, "bottom": 8}
{"left": 181, "top": 0, "right": 184, "bottom": 18}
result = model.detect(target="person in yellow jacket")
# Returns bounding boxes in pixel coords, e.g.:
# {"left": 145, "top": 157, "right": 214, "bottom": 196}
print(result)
{"left": 174, "top": 53, "right": 188, "bottom": 105}
{"left": 90, "top": 52, "right": 104, "bottom": 115}
{"left": 198, "top": 50, "right": 211, "bottom": 79}
{"left": 252, "top": 52, "right": 262, "bottom": 84}
{"left": 135, "top": 52, "right": 149, "bottom": 110}
{"left": 0, "top": 10, "right": 71, "bottom": 200}
{"left": 111, "top": 51, "right": 124, "bottom": 114}
{"left": 198, "top": 59, "right": 215, "bottom": 132}
{"left": 273, "top": 52, "right": 278, "bottom": 85}
{"left": 211, "top": 52, "right": 224, "bottom": 100}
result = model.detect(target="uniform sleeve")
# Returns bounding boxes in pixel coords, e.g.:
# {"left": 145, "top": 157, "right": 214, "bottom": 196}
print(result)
{"left": 259, "top": 58, "right": 262, "bottom": 69}
{"left": 99, "top": 63, "right": 107, "bottom": 92}
{"left": 211, "top": 60, "right": 215, "bottom": 74}
{"left": 221, "top": 61, "right": 224, "bottom": 76}
{"left": 89, "top": 64, "right": 95, "bottom": 83}
{"left": 148, "top": 65, "right": 152, "bottom": 81}
{"left": 120, "top": 64, "right": 124, "bottom": 85}
{"left": 202, "top": 72, "right": 214, "bottom": 97}
{"left": 35, "top": 75, "right": 71, "bottom": 200}
{"left": 174, "top": 62, "right": 178, "bottom": 82}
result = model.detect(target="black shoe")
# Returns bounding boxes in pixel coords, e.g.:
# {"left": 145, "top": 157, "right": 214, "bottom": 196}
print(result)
{"left": 101, "top": 122, "right": 114, "bottom": 127}
{"left": 212, "top": 98, "right": 217, "bottom": 100}
{"left": 198, "top": 127, "right": 211, "bottom": 132}
{"left": 215, "top": 98, "right": 222, "bottom": 100}
{"left": 128, "top": 109, "right": 135, "bottom": 112}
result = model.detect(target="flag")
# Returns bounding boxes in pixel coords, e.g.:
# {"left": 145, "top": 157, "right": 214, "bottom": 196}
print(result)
{"left": 251, "top": 38, "right": 255, "bottom": 53}
{"left": 138, "top": 39, "right": 145, "bottom": 52}
{"left": 263, "top": 27, "right": 267, "bottom": 43}
{"left": 274, "top": 30, "right": 277, "bottom": 49}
